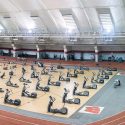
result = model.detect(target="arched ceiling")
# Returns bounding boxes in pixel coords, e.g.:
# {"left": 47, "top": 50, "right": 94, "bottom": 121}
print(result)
{"left": 0, "top": 0, "right": 125, "bottom": 45}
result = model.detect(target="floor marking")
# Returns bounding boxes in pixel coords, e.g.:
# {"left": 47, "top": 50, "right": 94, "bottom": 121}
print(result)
{"left": 79, "top": 106, "right": 104, "bottom": 115}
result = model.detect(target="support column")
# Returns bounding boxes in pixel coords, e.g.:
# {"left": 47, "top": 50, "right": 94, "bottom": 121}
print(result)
{"left": 36, "top": 44, "right": 40, "bottom": 59}
{"left": 94, "top": 46, "right": 99, "bottom": 63}
{"left": 64, "top": 45, "right": 68, "bottom": 61}
{"left": 11, "top": 43, "right": 17, "bottom": 57}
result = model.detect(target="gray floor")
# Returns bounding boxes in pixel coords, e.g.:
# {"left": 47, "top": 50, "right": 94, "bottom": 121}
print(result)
{"left": 0, "top": 74, "right": 125, "bottom": 125}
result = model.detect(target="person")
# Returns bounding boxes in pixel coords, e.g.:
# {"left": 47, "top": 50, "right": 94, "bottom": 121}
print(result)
{"left": 4, "top": 89, "right": 11, "bottom": 103}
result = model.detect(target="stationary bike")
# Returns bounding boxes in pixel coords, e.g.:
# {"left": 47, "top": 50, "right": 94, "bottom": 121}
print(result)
{"left": 36, "top": 78, "right": 50, "bottom": 92}
{"left": 4, "top": 89, "right": 21, "bottom": 106}
{"left": 21, "top": 83, "right": 37, "bottom": 98}
{"left": 62, "top": 88, "right": 80, "bottom": 104}
{"left": 48, "top": 96, "right": 68, "bottom": 115}
{"left": 73, "top": 82, "right": 89, "bottom": 96}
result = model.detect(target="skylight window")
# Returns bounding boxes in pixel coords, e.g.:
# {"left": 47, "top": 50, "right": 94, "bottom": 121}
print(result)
{"left": 63, "top": 15, "right": 79, "bottom": 34}
{"left": 0, "top": 24, "right": 4, "bottom": 30}
{"left": 97, "top": 8, "right": 114, "bottom": 33}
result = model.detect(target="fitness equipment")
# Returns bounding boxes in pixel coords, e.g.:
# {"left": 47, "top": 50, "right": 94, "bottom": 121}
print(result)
{"left": 4, "top": 89, "right": 21, "bottom": 106}
{"left": 57, "top": 63, "right": 64, "bottom": 69}
{"left": 83, "top": 77, "right": 97, "bottom": 89}
{"left": 49, "top": 65, "right": 57, "bottom": 72}
{"left": 100, "top": 70, "right": 110, "bottom": 78}
{"left": 0, "top": 88, "right": 4, "bottom": 92}
{"left": 48, "top": 75, "right": 61, "bottom": 86}
{"left": 9, "top": 70, "right": 14, "bottom": 76}
{"left": 48, "top": 96, "right": 68, "bottom": 115}
{"left": 59, "top": 72, "right": 70, "bottom": 82}
{"left": 91, "top": 72, "right": 104, "bottom": 84}
{"left": 36, "top": 78, "right": 50, "bottom": 92}
{"left": 38, "top": 62, "right": 44, "bottom": 67}
{"left": 0, "top": 72, "right": 5, "bottom": 79}
{"left": 19, "top": 75, "right": 31, "bottom": 83}
{"left": 21, "top": 83, "right": 37, "bottom": 98}
{"left": 41, "top": 67, "right": 49, "bottom": 75}
{"left": 114, "top": 79, "right": 121, "bottom": 88}
{"left": 31, "top": 65, "right": 34, "bottom": 70}
{"left": 22, "top": 67, "right": 26, "bottom": 75}
{"left": 107, "top": 67, "right": 117, "bottom": 71}
{"left": 6, "top": 76, "right": 19, "bottom": 88}
{"left": 67, "top": 69, "right": 77, "bottom": 78}
{"left": 73, "top": 82, "right": 89, "bottom": 96}
{"left": 31, "top": 71, "right": 39, "bottom": 78}
{"left": 63, "top": 88, "right": 80, "bottom": 104}
{"left": 80, "top": 66, "right": 89, "bottom": 71}
{"left": 74, "top": 66, "right": 84, "bottom": 74}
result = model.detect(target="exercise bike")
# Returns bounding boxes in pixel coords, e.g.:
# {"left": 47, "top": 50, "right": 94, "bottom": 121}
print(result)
{"left": 6, "top": 76, "right": 19, "bottom": 88}
{"left": 36, "top": 78, "right": 50, "bottom": 92}
{"left": 83, "top": 77, "right": 97, "bottom": 89}
{"left": 21, "top": 83, "right": 37, "bottom": 98}
{"left": 59, "top": 72, "right": 70, "bottom": 82}
{"left": 62, "top": 88, "right": 80, "bottom": 104}
{"left": 73, "top": 82, "right": 89, "bottom": 96}
{"left": 48, "top": 96, "right": 68, "bottom": 115}
{"left": 4, "top": 89, "right": 21, "bottom": 106}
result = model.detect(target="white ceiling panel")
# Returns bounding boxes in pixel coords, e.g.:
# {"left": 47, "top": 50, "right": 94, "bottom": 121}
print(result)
{"left": 42, "top": 0, "right": 81, "bottom": 9}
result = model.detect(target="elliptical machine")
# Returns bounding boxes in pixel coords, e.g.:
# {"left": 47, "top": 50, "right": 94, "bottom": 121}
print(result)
{"left": 38, "top": 62, "right": 44, "bottom": 67}
{"left": 59, "top": 72, "right": 70, "bottom": 82}
{"left": 0, "top": 72, "right": 5, "bottom": 79}
{"left": 83, "top": 77, "right": 97, "bottom": 89}
{"left": 74, "top": 66, "right": 84, "bottom": 74}
{"left": 36, "top": 77, "right": 50, "bottom": 92}
{"left": 73, "top": 82, "right": 89, "bottom": 96}
{"left": 4, "top": 89, "right": 21, "bottom": 106}
{"left": 41, "top": 67, "right": 49, "bottom": 75}
{"left": 19, "top": 73, "right": 31, "bottom": 83}
{"left": 21, "top": 83, "right": 37, "bottom": 98}
{"left": 62, "top": 88, "right": 80, "bottom": 104}
{"left": 6, "top": 76, "right": 19, "bottom": 88}
{"left": 67, "top": 69, "right": 77, "bottom": 78}
{"left": 48, "top": 96, "right": 68, "bottom": 115}
{"left": 91, "top": 72, "right": 104, "bottom": 84}
{"left": 31, "top": 71, "right": 39, "bottom": 78}
{"left": 48, "top": 75, "right": 61, "bottom": 86}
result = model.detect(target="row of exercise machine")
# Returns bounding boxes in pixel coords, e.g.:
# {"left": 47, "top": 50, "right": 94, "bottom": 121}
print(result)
{"left": 0, "top": 61, "right": 117, "bottom": 115}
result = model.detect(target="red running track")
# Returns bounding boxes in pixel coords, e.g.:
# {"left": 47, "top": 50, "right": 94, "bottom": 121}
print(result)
{"left": 0, "top": 110, "right": 69, "bottom": 125}
{"left": 0, "top": 109, "right": 125, "bottom": 125}
{"left": 88, "top": 111, "right": 125, "bottom": 125}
